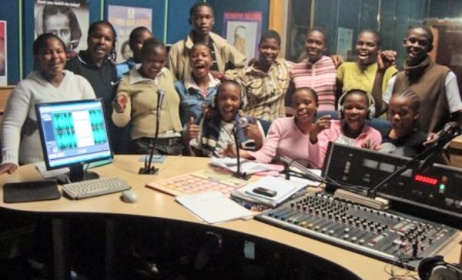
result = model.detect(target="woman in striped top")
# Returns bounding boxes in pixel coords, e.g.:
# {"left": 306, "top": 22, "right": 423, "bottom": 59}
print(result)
{"left": 290, "top": 27, "right": 337, "bottom": 112}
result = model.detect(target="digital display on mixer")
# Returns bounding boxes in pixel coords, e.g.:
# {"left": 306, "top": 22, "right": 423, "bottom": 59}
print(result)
{"left": 414, "top": 174, "right": 438, "bottom": 185}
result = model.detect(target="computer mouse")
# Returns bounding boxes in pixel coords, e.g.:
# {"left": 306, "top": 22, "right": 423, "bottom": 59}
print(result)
{"left": 121, "top": 190, "right": 138, "bottom": 203}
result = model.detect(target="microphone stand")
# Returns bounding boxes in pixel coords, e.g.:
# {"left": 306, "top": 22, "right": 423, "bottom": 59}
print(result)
{"left": 232, "top": 124, "right": 250, "bottom": 180}
{"left": 367, "top": 128, "right": 459, "bottom": 198}
{"left": 139, "top": 89, "right": 164, "bottom": 174}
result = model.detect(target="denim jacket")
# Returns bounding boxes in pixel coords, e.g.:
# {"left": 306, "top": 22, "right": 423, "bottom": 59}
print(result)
{"left": 175, "top": 74, "right": 220, "bottom": 127}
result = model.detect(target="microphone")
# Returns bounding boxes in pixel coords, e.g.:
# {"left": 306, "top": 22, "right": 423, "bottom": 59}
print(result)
{"left": 232, "top": 121, "right": 250, "bottom": 180}
{"left": 435, "top": 122, "right": 461, "bottom": 144}
{"left": 238, "top": 117, "right": 256, "bottom": 150}
{"left": 368, "top": 122, "right": 461, "bottom": 198}
{"left": 139, "top": 88, "right": 165, "bottom": 174}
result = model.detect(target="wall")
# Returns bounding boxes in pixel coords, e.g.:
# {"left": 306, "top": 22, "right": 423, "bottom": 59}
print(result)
{"left": 287, "top": 0, "right": 429, "bottom": 66}
{"left": 0, "top": 0, "right": 270, "bottom": 85}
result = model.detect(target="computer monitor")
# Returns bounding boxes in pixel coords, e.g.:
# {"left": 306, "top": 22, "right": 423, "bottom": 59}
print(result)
{"left": 36, "top": 99, "right": 113, "bottom": 182}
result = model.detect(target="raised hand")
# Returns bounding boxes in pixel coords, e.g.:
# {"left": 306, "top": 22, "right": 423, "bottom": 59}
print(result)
{"left": 185, "top": 117, "right": 200, "bottom": 142}
{"left": 114, "top": 95, "right": 128, "bottom": 113}
{"left": 377, "top": 50, "right": 397, "bottom": 71}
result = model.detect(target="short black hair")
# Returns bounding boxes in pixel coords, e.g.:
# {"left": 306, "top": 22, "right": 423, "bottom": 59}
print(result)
{"left": 294, "top": 87, "right": 318, "bottom": 106}
{"left": 307, "top": 27, "right": 328, "bottom": 45}
{"left": 259, "top": 30, "right": 281, "bottom": 46}
{"left": 408, "top": 24, "right": 434, "bottom": 46}
{"left": 392, "top": 89, "right": 420, "bottom": 114}
{"left": 88, "top": 20, "right": 118, "bottom": 62}
{"left": 189, "top": 42, "right": 211, "bottom": 58}
{"left": 358, "top": 29, "right": 381, "bottom": 47}
{"left": 140, "top": 37, "right": 166, "bottom": 57}
{"left": 129, "top": 26, "right": 152, "bottom": 45}
{"left": 189, "top": 2, "right": 214, "bottom": 18}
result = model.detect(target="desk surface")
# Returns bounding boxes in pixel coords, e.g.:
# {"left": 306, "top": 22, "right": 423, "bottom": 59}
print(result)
{"left": 0, "top": 155, "right": 460, "bottom": 280}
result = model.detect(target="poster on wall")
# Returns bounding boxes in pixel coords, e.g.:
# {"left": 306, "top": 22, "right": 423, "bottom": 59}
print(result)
{"left": 108, "top": 5, "right": 152, "bottom": 63}
{"left": 337, "top": 27, "right": 354, "bottom": 60}
{"left": 223, "top": 12, "right": 262, "bottom": 61}
{"left": 0, "top": 21, "right": 7, "bottom": 86}
{"left": 34, "top": 0, "right": 89, "bottom": 58}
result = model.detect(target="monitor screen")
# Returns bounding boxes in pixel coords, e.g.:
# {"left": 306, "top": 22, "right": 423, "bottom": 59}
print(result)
{"left": 36, "top": 99, "right": 112, "bottom": 178}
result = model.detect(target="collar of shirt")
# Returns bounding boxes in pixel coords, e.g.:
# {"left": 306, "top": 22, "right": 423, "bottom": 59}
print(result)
{"left": 303, "top": 56, "right": 326, "bottom": 68}
{"left": 128, "top": 67, "right": 166, "bottom": 84}
{"left": 77, "top": 50, "right": 111, "bottom": 68}
{"left": 185, "top": 31, "right": 216, "bottom": 49}
{"left": 244, "top": 59, "right": 284, "bottom": 76}
{"left": 184, "top": 73, "right": 220, "bottom": 91}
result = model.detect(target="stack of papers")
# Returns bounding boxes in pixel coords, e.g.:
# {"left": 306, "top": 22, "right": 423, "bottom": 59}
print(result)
{"left": 232, "top": 176, "right": 308, "bottom": 207}
{"left": 176, "top": 191, "right": 254, "bottom": 224}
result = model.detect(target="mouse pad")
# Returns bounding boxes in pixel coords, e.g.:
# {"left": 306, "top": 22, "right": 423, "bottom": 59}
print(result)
{"left": 3, "top": 180, "right": 61, "bottom": 203}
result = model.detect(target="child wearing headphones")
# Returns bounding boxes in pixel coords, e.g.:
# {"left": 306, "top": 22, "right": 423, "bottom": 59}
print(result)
{"left": 226, "top": 87, "right": 328, "bottom": 168}
{"left": 379, "top": 89, "right": 427, "bottom": 157}
{"left": 316, "top": 89, "right": 382, "bottom": 167}
{"left": 184, "top": 80, "right": 264, "bottom": 157}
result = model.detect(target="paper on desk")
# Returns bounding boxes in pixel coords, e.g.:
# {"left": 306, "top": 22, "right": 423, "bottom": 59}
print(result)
{"left": 210, "top": 157, "right": 279, "bottom": 174}
{"left": 176, "top": 191, "right": 254, "bottom": 224}
{"left": 35, "top": 162, "right": 69, "bottom": 179}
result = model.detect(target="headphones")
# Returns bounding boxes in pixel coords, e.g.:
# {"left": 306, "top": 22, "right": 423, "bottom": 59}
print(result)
{"left": 213, "top": 80, "right": 246, "bottom": 110}
{"left": 418, "top": 256, "right": 462, "bottom": 280}
{"left": 337, "top": 88, "right": 376, "bottom": 119}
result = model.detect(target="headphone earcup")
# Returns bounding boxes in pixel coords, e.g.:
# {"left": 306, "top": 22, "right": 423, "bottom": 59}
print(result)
{"left": 418, "top": 256, "right": 446, "bottom": 280}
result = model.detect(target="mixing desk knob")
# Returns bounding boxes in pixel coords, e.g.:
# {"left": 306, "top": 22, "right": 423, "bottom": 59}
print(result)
{"left": 351, "top": 237, "right": 358, "bottom": 243}
{"left": 343, "top": 234, "right": 350, "bottom": 239}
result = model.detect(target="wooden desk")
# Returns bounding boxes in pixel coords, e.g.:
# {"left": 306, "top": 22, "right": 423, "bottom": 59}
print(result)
{"left": 0, "top": 156, "right": 461, "bottom": 280}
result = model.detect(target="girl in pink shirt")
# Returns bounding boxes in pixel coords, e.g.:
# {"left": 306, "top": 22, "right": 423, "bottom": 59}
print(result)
{"left": 227, "top": 87, "right": 330, "bottom": 168}
{"left": 315, "top": 89, "right": 382, "bottom": 167}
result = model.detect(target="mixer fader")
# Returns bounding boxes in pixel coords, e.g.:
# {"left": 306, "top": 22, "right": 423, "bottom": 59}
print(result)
{"left": 256, "top": 192, "right": 459, "bottom": 267}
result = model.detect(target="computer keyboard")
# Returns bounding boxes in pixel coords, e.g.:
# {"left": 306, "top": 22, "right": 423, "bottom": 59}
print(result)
{"left": 62, "top": 177, "right": 131, "bottom": 199}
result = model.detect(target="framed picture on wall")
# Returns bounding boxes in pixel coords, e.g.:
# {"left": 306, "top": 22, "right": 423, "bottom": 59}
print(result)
{"left": 223, "top": 12, "right": 262, "bottom": 61}
{"left": 0, "top": 20, "right": 6, "bottom": 86}
{"left": 34, "top": 0, "right": 90, "bottom": 58}
{"left": 108, "top": 5, "right": 152, "bottom": 63}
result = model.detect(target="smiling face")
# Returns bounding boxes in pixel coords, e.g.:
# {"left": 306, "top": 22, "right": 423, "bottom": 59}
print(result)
{"left": 258, "top": 37, "right": 280, "bottom": 66}
{"left": 356, "top": 31, "right": 380, "bottom": 66}
{"left": 216, "top": 83, "right": 241, "bottom": 122}
{"left": 190, "top": 44, "right": 212, "bottom": 79}
{"left": 87, "top": 23, "right": 115, "bottom": 65}
{"left": 388, "top": 95, "right": 419, "bottom": 137}
{"left": 37, "top": 37, "right": 67, "bottom": 78}
{"left": 190, "top": 6, "right": 214, "bottom": 37}
{"left": 292, "top": 88, "right": 318, "bottom": 123}
{"left": 305, "top": 30, "right": 326, "bottom": 63}
{"left": 342, "top": 91, "right": 369, "bottom": 134}
{"left": 139, "top": 46, "right": 167, "bottom": 80}
{"left": 404, "top": 27, "right": 432, "bottom": 66}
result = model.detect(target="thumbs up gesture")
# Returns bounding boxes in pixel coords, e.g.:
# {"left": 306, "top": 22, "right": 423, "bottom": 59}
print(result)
{"left": 114, "top": 95, "right": 128, "bottom": 113}
{"left": 185, "top": 117, "right": 200, "bottom": 142}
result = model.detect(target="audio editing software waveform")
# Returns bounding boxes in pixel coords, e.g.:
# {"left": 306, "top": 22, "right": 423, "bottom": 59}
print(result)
{"left": 52, "top": 110, "right": 108, "bottom": 151}
{"left": 52, "top": 112, "right": 77, "bottom": 150}
{"left": 256, "top": 192, "right": 459, "bottom": 268}
{"left": 89, "top": 110, "right": 107, "bottom": 145}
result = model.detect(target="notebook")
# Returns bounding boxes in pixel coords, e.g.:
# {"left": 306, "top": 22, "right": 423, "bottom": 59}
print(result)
{"left": 3, "top": 180, "right": 61, "bottom": 203}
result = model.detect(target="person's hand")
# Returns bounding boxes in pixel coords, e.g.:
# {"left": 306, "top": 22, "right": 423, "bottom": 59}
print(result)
{"left": 114, "top": 95, "right": 128, "bottom": 113}
{"left": 377, "top": 50, "right": 396, "bottom": 71}
{"left": 210, "top": 70, "right": 225, "bottom": 81}
{"left": 244, "top": 118, "right": 261, "bottom": 141}
{"left": 330, "top": 54, "right": 344, "bottom": 68}
{"left": 313, "top": 115, "right": 332, "bottom": 134}
{"left": 185, "top": 117, "right": 200, "bottom": 142}
{"left": 0, "top": 163, "right": 18, "bottom": 175}
{"left": 361, "top": 139, "right": 380, "bottom": 150}
{"left": 424, "top": 132, "right": 439, "bottom": 146}
{"left": 223, "top": 143, "right": 238, "bottom": 158}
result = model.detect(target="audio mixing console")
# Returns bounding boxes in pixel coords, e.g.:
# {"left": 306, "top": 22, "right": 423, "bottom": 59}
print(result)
{"left": 256, "top": 192, "right": 459, "bottom": 268}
